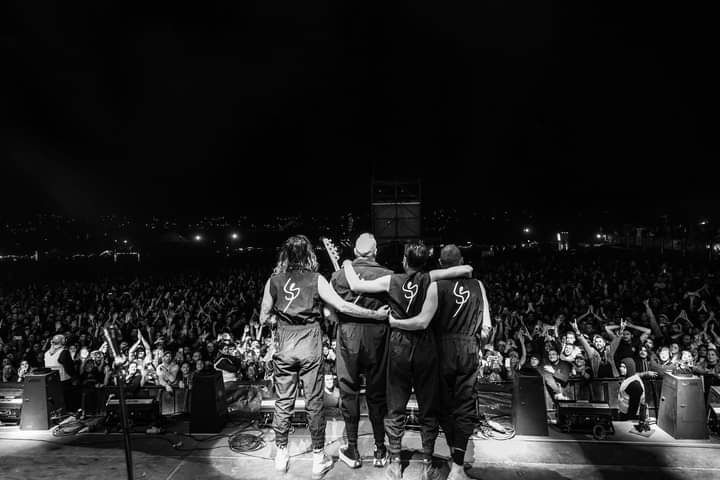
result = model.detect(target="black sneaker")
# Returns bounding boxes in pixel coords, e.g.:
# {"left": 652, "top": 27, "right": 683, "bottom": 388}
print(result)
{"left": 373, "top": 444, "right": 389, "bottom": 467}
{"left": 339, "top": 445, "right": 361, "bottom": 469}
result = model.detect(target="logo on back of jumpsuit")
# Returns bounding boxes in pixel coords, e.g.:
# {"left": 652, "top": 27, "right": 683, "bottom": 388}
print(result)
{"left": 452, "top": 281, "right": 470, "bottom": 318}
{"left": 282, "top": 278, "right": 301, "bottom": 313}
{"left": 402, "top": 281, "right": 419, "bottom": 312}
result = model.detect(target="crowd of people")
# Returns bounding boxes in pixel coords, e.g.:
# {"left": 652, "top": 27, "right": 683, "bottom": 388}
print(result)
{"left": 2, "top": 250, "right": 719, "bottom": 399}
{"left": 473, "top": 252, "right": 720, "bottom": 403}
{"left": 0, "top": 265, "right": 345, "bottom": 411}
{"left": 2, "top": 240, "right": 720, "bottom": 478}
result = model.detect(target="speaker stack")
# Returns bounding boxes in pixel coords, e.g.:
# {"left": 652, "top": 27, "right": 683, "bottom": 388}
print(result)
{"left": 512, "top": 375, "right": 548, "bottom": 436}
{"left": 657, "top": 373, "right": 707, "bottom": 439}
{"left": 190, "top": 369, "right": 227, "bottom": 433}
{"left": 20, "top": 370, "right": 65, "bottom": 430}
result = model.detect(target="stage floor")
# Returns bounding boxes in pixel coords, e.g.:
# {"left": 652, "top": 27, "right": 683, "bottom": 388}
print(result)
{"left": 1, "top": 415, "right": 719, "bottom": 480}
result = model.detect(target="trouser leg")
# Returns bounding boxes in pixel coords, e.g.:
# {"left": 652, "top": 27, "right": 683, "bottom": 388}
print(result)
{"left": 437, "top": 337, "right": 458, "bottom": 451}
{"left": 364, "top": 323, "right": 389, "bottom": 446}
{"left": 298, "top": 327, "right": 326, "bottom": 450}
{"left": 337, "top": 323, "right": 361, "bottom": 445}
{"left": 413, "top": 332, "right": 439, "bottom": 460}
{"left": 452, "top": 367, "right": 478, "bottom": 453}
{"left": 272, "top": 329, "right": 298, "bottom": 448}
{"left": 385, "top": 330, "right": 412, "bottom": 457}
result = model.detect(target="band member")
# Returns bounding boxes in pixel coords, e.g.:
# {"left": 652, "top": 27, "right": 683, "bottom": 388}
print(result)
{"left": 343, "top": 241, "right": 472, "bottom": 480}
{"left": 260, "top": 235, "right": 389, "bottom": 479}
{"left": 386, "top": 245, "right": 491, "bottom": 480}
{"left": 331, "top": 233, "right": 394, "bottom": 468}
{"left": 44, "top": 334, "right": 77, "bottom": 410}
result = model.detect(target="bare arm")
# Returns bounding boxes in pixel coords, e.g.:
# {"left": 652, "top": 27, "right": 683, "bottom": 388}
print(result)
{"left": 572, "top": 319, "right": 595, "bottom": 359}
{"left": 517, "top": 332, "right": 527, "bottom": 369}
{"left": 388, "top": 282, "right": 438, "bottom": 331}
{"left": 318, "top": 275, "right": 389, "bottom": 321}
{"left": 343, "top": 260, "right": 391, "bottom": 293}
{"left": 626, "top": 321, "right": 651, "bottom": 342}
{"left": 604, "top": 324, "right": 620, "bottom": 340}
{"left": 644, "top": 300, "right": 663, "bottom": 339}
{"left": 428, "top": 265, "right": 473, "bottom": 282}
{"left": 259, "top": 279, "right": 274, "bottom": 328}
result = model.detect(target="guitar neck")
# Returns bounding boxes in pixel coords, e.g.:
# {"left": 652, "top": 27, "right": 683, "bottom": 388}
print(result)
{"left": 321, "top": 238, "right": 341, "bottom": 272}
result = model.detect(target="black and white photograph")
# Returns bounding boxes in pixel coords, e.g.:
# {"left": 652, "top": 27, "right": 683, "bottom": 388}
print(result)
{"left": 1, "top": 2, "right": 718, "bottom": 480}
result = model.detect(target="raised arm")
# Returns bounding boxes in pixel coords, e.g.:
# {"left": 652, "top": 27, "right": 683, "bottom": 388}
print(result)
{"left": 517, "top": 331, "right": 527, "bottom": 369}
{"left": 388, "top": 282, "right": 438, "bottom": 331}
{"left": 572, "top": 319, "right": 595, "bottom": 359}
{"left": 644, "top": 299, "right": 663, "bottom": 339}
{"left": 604, "top": 324, "right": 620, "bottom": 340}
{"left": 429, "top": 265, "right": 473, "bottom": 282}
{"left": 318, "top": 275, "right": 389, "bottom": 321}
{"left": 343, "top": 260, "right": 391, "bottom": 293}
{"left": 626, "top": 320, "right": 652, "bottom": 342}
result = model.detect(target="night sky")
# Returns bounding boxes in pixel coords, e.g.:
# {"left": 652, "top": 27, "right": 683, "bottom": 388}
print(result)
{"left": 1, "top": 2, "right": 716, "bottom": 219}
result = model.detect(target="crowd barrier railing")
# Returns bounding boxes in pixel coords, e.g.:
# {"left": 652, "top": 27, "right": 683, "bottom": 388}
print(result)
{"left": 73, "top": 372, "right": 717, "bottom": 420}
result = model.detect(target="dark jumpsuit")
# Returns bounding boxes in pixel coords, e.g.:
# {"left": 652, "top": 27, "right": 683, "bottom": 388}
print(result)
{"left": 433, "top": 278, "right": 486, "bottom": 452}
{"left": 269, "top": 270, "right": 326, "bottom": 450}
{"left": 331, "top": 258, "right": 393, "bottom": 447}
{"left": 385, "top": 271, "right": 439, "bottom": 459}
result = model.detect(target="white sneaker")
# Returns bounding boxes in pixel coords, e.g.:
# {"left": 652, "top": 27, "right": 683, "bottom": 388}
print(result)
{"left": 311, "top": 450, "right": 333, "bottom": 479}
{"left": 447, "top": 463, "right": 470, "bottom": 480}
{"left": 275, "top": 445, "right": 289, "bottom": 473}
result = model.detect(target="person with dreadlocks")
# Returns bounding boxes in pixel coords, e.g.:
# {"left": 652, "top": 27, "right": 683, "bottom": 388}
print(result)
{"left": 259, "top": 235, "right": 389, "bottom": 479}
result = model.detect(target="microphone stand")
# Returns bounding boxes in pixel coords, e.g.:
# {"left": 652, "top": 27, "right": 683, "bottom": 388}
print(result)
{"left": 104, "top": 328, "right": 135, "bottom": 480}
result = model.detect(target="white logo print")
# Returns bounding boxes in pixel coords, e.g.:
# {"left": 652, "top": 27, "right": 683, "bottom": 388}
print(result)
{"left": 283, "top": 278, "right": 301, "bottom": 313}
{"left": 402, "top": 281, "right": 419, "bottom": 312}
{"left": 452, "top": 281, "right": 470, "bottom": 318}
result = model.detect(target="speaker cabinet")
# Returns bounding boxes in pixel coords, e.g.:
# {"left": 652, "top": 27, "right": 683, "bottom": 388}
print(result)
{"left": 20, "top": 371, "right": 65, "bottom": 430}
{"left": 657, "top": 373, "right": 707, "bottom": 439}
{"left": 512, "top": 375, "right": 548, "bottom": 436}
{"left": 372, "top": 203, "right": 421, "bottom": 240}
{"left": 190, "top": 370, "right": 226, "bottom": 433}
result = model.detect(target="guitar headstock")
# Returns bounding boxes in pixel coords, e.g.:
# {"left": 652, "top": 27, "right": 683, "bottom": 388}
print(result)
{"left": 321, "top": 237, "right": 341, "bottom": 271}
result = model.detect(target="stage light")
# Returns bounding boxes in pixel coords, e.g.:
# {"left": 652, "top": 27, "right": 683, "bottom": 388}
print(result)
{"left": 231, "top": 233, "right": 239, "bottom": 240}
{"left": 194, "top": 234, "right": 202, "bottom": 242}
